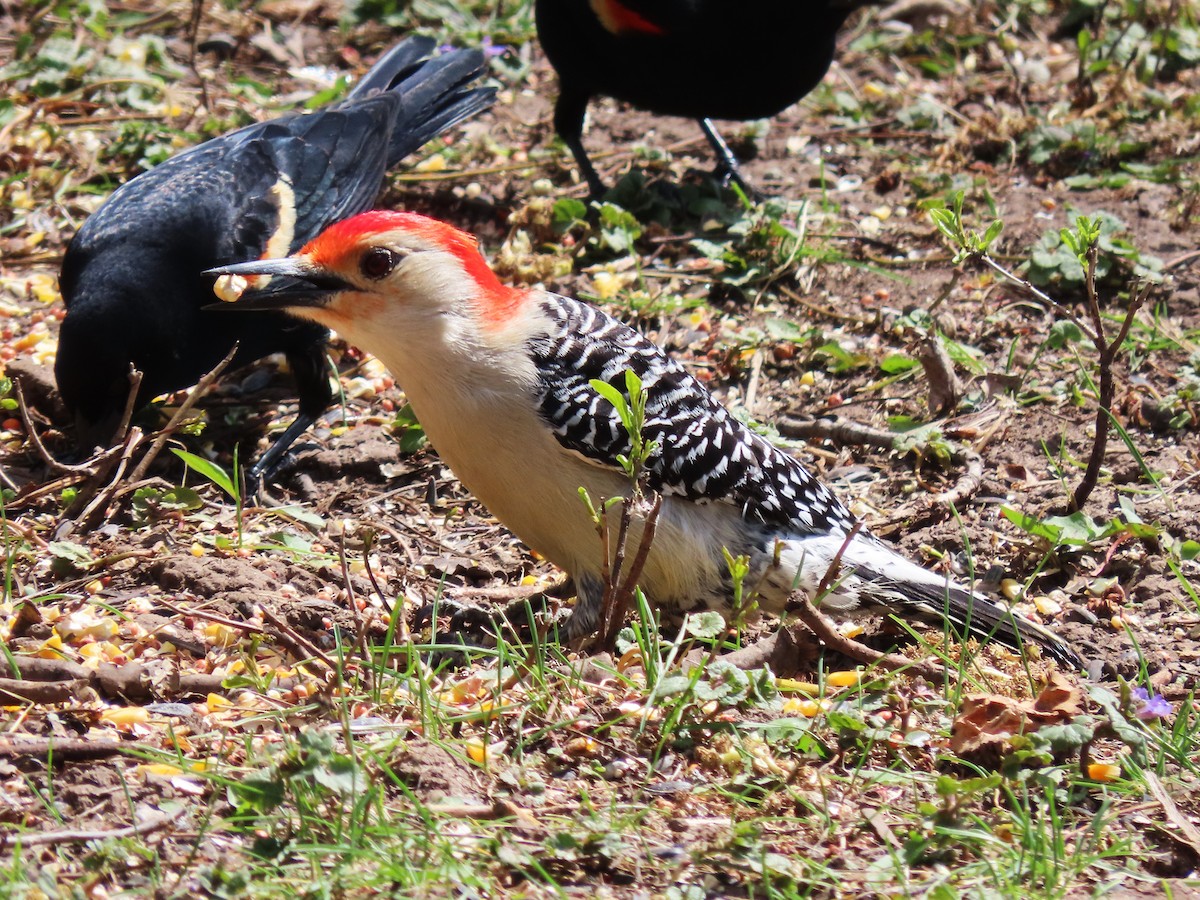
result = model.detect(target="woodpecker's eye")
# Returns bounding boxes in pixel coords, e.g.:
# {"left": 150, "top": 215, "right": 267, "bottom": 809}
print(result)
{"left": 360, "top": 247, "right": 402, "bottom": 280}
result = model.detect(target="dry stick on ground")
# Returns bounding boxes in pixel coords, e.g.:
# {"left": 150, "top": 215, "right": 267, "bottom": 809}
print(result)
{"left": 64, "top": 346, "right": 239, "bottom": 529}
{"left": 794, "top": 520, "right": 948, "bottom": 680}
{"left": 0, "top": 805, "right": 190, "bottom": 849}
{"left": 185, "top": 0, "right": 210, "bottom": 114}
{"left": 789, "top": 599, "right": 945, "bottom": 681}
{"left": 111, "top": 365, "right": 145, "bottom": 447}
{"left": 934, "top": 447, "right": 984, "bottom": 510}
{"left": 914, "top": 334, "right": 962, "bottom": 417}
{"left": 0, "top": 652, "right": 223, "bottom": 705}
{"left": 777, "top": 417, "right": 985, "bottom": 509}
{"left": 0, "top": 676, "right": 82, "bottom": 705}
{"left": 125, "top": 342, "right": 239, "bottom": 486}
{"left": 60, "top": 367, "right": 143, "bottom": 520}
{"left": 360, "top": 530, "right": 398, "bottom": 622}
{"left": 13, "top": 380, "right": 101, "bottom": 475}
{"left": 595, "top": 491, "right": 663, "bottom": 651}
{"left": 0, "top": 736, "right": 128, "bottom": 762}
{"left": 1143, "top": 771, "right": 1200, "bottom": 859}
{"left": 70, "top": 426, "right": 146, "bottom": 530}
{"left": 337, "top": 528, "right": 384, "bottom": 696}
{"left": 1067, "top": 247, "right": 1152, "bottom": 514}
{"left": 256, "top": 605, "right": 341, "bottom": 676}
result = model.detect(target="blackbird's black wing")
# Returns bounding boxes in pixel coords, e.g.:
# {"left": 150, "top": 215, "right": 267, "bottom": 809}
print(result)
{"left": 220, "top": 95, "right": 400, "bottom": 265}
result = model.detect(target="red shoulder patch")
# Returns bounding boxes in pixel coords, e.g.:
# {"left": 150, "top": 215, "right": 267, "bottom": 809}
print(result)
{"left": 588, "top": 0, "right": 666, "bottom": 36}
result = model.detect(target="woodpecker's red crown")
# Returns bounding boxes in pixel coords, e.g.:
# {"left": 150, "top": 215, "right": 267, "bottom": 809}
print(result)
{"left": 300, "top": 210, "right": 522, "bottom": 326}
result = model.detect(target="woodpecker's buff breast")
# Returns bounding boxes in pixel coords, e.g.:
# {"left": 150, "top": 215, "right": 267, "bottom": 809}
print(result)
{"left": 207, "top": 211, "right": 1082, "bottom": 669}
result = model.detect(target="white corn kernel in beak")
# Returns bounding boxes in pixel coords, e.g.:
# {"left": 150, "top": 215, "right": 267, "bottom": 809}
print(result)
{"left": 212, "top": 273, "right": 249, "bottom": 303}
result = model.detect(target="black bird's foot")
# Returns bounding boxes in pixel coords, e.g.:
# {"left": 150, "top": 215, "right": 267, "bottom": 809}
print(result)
{"left": 697, "top": 118, "right": 764, "bottom": 202}
{"left": 243, "top": 409, "right": 323, "bottom": 500}
{"left": 711, "top": 160, "right": 764, "bottom": 203}
{"left": 415, "top": 593, "right": 552, "bottom": 646}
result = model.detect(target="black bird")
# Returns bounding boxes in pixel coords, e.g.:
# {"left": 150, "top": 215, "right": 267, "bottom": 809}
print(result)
{"left": 535, "top": 0, "right": 874, "bottom": 195}
{"left": 56, "top": 36, "right": 494, "bottom": 479}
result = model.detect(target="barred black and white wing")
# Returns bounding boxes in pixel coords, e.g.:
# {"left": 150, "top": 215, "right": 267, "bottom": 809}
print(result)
{"left": 527, "top": 295, "right": 853, "bottom": 537}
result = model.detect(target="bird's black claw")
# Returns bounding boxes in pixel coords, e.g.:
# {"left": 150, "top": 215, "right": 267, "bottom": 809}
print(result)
{"left": 712, "top": 162, "right": 765, "bottom": 203}
{"left": 415, "top": 598, "right": 500, "bottom": 634}
{"left": 415, "top": 594, "right": 551, "bottom": 647}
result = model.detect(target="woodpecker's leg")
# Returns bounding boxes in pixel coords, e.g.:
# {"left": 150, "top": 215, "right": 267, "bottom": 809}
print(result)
{"left": 554, "top": 88, "right": 607, "bottom": 198}
{"left": 559, "top": 573, "right": 606, "bottom": 646}
{"left": 697, "top": 118, "right": 760, "bottom": 199}
{"left": 415, "top": 591, "right": 555, "bottom": 646}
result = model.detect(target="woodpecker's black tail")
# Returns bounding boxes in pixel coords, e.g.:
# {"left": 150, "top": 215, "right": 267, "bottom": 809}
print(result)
{"left": 871, "top": 573, "right": 1082, "bottom": 670}
{"left": 824, "top": 535, "right": 1083, "bottom": 669}
{"left": 846, "top": 554, "right": 1082, "bottom": 669}
{"left": 347, "top": 36, "right": 495, "bottom": 167}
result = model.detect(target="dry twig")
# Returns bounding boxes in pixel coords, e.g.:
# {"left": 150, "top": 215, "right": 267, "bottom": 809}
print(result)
{"left": 790, "top": 596, "right": 945, "bottom": 680}
{"left": 126, "top": 342, "right": 239, "bottom": 485}
{"left": 1, "top": 806, "right": 189, "bottom": 849}
{"left": 1067, "top": 249, "right": 1152, "bottom": 513}
{"left": 597, "top": 491, "right": 663, "bottom": 651}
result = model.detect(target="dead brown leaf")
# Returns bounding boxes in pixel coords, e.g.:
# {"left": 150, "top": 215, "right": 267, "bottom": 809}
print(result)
{"left": 950, "top": 673, "right": 1083, "bottom": 756}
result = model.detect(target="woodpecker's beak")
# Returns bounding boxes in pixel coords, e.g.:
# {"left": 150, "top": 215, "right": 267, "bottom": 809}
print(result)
{"left": 202, "top": 257, "right": 351, "bottom": 311}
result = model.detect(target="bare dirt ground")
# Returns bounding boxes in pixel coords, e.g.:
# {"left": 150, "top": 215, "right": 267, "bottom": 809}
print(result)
{"left": 1, "top": 0, "right": 1198, "bottom": 895}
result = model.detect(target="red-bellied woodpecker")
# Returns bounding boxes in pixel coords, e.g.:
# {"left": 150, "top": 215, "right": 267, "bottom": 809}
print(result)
{"left": 208, "top": 210, "right": 1082, "bottom": 669}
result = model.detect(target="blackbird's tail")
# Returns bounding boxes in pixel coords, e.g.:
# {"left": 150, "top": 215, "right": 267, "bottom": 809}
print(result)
{"left": 348, "top": 35, "right": 496, "bottom": 166}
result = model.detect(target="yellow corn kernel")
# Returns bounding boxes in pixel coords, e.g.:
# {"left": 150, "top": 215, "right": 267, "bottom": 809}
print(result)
{"left": 827, "top": 670, "right": 862, "bottom": 688}
{"left": 137, "top": 763, "right": 184, "bottom": 778}
{"left": 204, "top": 623, "right": 239, "bottom": 647}
{"left": 592, "top": 271, "right": 619, "bottom": 300}
{"left": 13, "top": 330, "right": 47, "bottom": 352}
{"left": 27, "top": 273, "right": 58, "bottom": 304}
{"left": 414, "top": 154, "right": 448, "bottom": 173}
{"left": 1000, "top": 579, "right": 1023, "bottom": 601}
{"left": 782, "top": 698, "right": 823, "bottom": 717}
{"left": 101, "top": 707, "right": 150, "bottom": 726}
{"left": 1087, "top": 763, "right": 1121, "bottom": 782}
{"left": 776, "top": 679, "right": 820, "bottom": 696}
{"left": 1033, "top": 595, "right": 1062, "bottom": 616}
{"left": 35, "top": 634, "right": 66, "bottom": 659}
{"left": 212, "top": 273, "right": 248, "bottom": 303}
{"left": 78, "top": 642, "right": 109, "bottom": 660}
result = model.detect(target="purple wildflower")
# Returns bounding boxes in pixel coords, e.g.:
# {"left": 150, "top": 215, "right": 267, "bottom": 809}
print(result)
{"left": 1131, "top": 686, "right": 1173, "bottom": 721}
{"left": 439, "top": 38, "right": 508, "bottom": 59}
{"left": 481, "top": 37, "right": 509, "bottom": 58}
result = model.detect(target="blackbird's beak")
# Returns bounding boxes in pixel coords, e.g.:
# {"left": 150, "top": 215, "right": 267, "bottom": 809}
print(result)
{"left": 202, "top": 258, "right": 351, "bottom": 311}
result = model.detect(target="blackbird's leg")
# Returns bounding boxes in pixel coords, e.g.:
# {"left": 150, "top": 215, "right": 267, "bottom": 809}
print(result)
{"left": 555, "top": 87, "right": 607, "bottom": 198}
{"left": 246, "top": 409, "right": 317, "bottom": 486}
{"left": 246, "top": 339, "right": 334, "bottom": 491}
{"left": 697, "top": 118, "right": 761, "bottom": 199}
